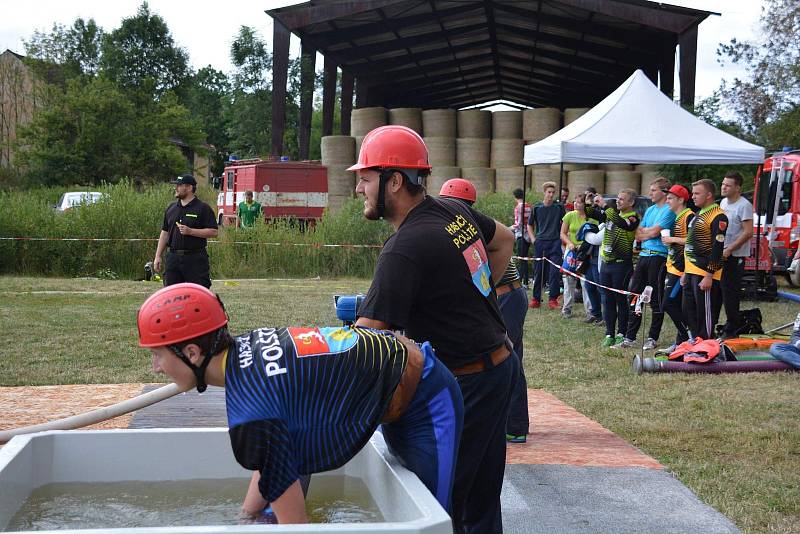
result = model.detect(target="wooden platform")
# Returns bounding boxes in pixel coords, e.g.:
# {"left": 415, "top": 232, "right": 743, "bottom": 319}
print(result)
{"left": 128, "top": 385, "right": 227, "bottom": 428}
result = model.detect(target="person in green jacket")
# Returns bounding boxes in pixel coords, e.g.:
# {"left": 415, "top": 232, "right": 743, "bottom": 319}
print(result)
{"left": 238, "top": 191, "right": 262, "bottom": 228}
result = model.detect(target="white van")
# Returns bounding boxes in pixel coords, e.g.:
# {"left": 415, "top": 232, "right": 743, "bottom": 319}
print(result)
{"left": 55, "top": 192, "right": 106, "bottom": 212}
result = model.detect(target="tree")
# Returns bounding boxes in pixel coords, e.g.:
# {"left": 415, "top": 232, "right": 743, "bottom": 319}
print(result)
{"left": 184, "top": 66, "right": 230, "bottom": 174}
{"left": 16, "top": 77, "right": 203, "bottom": 186}
{"left": 100, "top": 2, "right": 189, "bottom": 98}
{"left": 225, "top": 26, "right": 272, "bottom": 158}
{"left": 24, "top": 18, "right": 104, "bottom": 80}
{"left": 717, "top": 0, "right": 800, "bottom": 148}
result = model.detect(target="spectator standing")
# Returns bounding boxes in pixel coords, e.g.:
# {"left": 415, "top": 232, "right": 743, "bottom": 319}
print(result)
{"left": 238, "top": 191, "right": 263, "bottom": 228}
{"left": 527, "top": 182, "right": 566, "bottom": 309}
{"left": 720, "top": 171, "right": 754, "bottom": 337}
{"left": 153, "top": 174, "right": 218, "bottom": 288}
{"left": 439, "top": 179, "right": 530, "bottom": 445}
{"left": 511, "top": 188, "right": 532, "bottom": 286}
{"left": 351, "top": 126, "right": 517, "bottom": 534}
{"left": 580, "top": 189, "right": 603, "bottom": 324}
{"left": 559, "top": 193, "right": 589, "bottom": 318}
{"left": 560, "top": 187, "right": 574, "bottom": 210}
{"left": 614, "top": 178, "right": 675, "bottom": 350}
{"left": 683, "top": 179, "right": 728, "bottom": 340}
{"left": 586, "top": 190, "right": 641, "bottom": 347}
{"left": 660, "top": 185, "right": 694, "bottom": 350}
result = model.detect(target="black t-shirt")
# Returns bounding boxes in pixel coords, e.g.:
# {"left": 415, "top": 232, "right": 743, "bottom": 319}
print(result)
{"left": 358, "top": 196, "right": 507, "bottom": 368}
{"left": 161, "top": 197, "right": 218, "bottom": 251}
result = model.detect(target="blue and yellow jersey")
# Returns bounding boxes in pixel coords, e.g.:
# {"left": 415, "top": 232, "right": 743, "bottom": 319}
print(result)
{"left": 685, "top": 203, "right": 728, "bottom": 280}
{"left": 666, "top": 208, "right": 694, "bottom": 276}
{"left": 224, "top": 326, "right": 407, "bottom": 503}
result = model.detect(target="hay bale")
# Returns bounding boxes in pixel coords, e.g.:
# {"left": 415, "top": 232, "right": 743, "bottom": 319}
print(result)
{"left": 326, "top": 194, "right": 351, "bottom": 215}
{"left": 492, "top": 111, "right": 522, "bottom": 139}
{"left": 461, "top": 167, "right": 495, "bottom": 196}
{"left": 457, "top": 109, "right": 491, "bottom": 138}
{"left": 529, "top": 165, "right": 559, "bottom": 192}
{"left": 424, "top": 137, "right": 456, "bottom": 167}
{"left": 602, "top": 163, "right": 634, "bottom": 171}
{"left": 564, "top": 107, "right": 590, "bottom": 125}
{"left": 495, "top": 167, "right": 526, "bottom": 194}
{"left": 326, "top": 166, "right": 356, "bottom": 197}
{"left": 422, "top": 109, "right": 457, "bottom": 137}
{"left": 640, "top": 171, "right": 668, "bottom": 194}
{"left": 388, "top": 107, "right": 423, "bottom": 135}
{"left": 567, "top": 170, "right": 606, "bottom": 195}
{"left": 456, "top": 138, "right": 490, "bottom": 168}
{"left": 491, "top": 139, "right": 524, "bottom": 168}
{"left": 351, "top": 107, "right": 386, "bottom": 136}
{"left": 549, "top": 163, "right": 595, "bottom": 172}
{"left": 634, "top": 164, "right": 661, "bottom": 173}
{"left": 605, "top": 171, "right": 642, "bottom": 195}
{"left": 321, "top": 136, "right": 356, "bottom": 166}
{"left": 523, "top": 108, "right": 560, "bottom": 143}
{"left": 426, "top": 166, "right": 461, "bottom": 195}
{"left": 354, "top": 135, "right": 364, "bottom": 158}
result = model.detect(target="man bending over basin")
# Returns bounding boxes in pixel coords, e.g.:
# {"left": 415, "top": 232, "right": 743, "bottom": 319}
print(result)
{"left": 137, "top": 283, "right": 463, "bottom": 524}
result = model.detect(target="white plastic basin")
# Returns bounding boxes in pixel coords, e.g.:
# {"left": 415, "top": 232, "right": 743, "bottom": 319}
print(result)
{"left": 0, "top": 428, "right": 451, "bottom": 533}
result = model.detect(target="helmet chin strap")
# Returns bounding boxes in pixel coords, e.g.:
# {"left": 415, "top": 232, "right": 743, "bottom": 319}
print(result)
{"left": 377, "top": 169, "right": 394, "bottom": 219}
{"left": 168, "top": 330, "right": 225, "bottom": 393}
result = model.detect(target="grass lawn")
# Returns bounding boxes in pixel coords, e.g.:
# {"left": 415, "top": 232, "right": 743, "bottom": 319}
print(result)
{"left": 0, "top": 275, "right": 798, "bottom": 533}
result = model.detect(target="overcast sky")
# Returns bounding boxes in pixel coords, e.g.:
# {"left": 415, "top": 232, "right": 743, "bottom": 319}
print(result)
{"left": 0, "top": 0, "right": 763, "bottom": 101}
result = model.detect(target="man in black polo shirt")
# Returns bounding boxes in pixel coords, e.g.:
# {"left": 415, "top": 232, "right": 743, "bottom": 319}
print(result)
{"left": 153, "top": 174, "right": 218, "bottom": 288}
{"left": 351, "top": 126, "right": 517, "bottom": 534}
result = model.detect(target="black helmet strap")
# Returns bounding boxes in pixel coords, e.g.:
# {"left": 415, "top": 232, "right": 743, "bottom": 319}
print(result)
{"left": 167, "top": 329, "right": 226, "bottom": 393}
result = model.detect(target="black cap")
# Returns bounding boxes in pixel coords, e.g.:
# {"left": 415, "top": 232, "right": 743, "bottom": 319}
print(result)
{"left": 171, "top": 174, "right": 197, "bottom": 186}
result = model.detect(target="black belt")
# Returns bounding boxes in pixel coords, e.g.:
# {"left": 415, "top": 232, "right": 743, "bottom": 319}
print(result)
{"left": 169, "top": 248, "right": 203, "bottom": 255}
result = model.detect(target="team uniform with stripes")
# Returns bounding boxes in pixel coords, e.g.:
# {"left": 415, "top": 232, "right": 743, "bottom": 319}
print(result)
{"left": 662, "top": 207, "right": 695, "bottom": 345}
{"left": 683, "top": 203, "right": 728, "bottom": 340}
{"left": 224, "top": 325, "right": 463, "bottom": 512}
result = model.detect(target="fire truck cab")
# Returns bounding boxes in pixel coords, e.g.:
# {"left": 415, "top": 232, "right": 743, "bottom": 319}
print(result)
{"left": 746, "top": 149, "right": 800, "bottom": 289}
{"left": 217, "top": 158, "right": 328, "bottom": 226}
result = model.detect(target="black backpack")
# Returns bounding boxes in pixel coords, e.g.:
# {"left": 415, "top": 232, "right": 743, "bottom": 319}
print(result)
{"left": 716, "top": 308, "right": 764, "bottom": 338}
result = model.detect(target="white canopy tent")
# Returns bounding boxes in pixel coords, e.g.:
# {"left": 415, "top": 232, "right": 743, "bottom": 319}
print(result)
{"left": 523, "top": 70, "right": 765, "bottom": 165}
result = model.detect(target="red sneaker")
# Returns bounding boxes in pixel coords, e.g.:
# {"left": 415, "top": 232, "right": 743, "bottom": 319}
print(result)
{"left": 528, "top": 298, "right": 540, "bottom": 309}
{"left": 548, "top": 298, "right": 559, "bottom": 310}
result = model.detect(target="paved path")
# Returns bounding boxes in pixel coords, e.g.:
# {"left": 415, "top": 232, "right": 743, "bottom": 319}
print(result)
{"left": 2, "top": 384, "right": 740, "bottom": 532}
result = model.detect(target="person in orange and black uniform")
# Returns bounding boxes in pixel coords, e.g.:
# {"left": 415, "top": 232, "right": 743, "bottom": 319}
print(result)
{"left": 153, "top": 174, "right": 219, "bottom": 288}
{"left": 683, "top": 179, "right": 728, "bottom": 340}
{"left": 660, "top": 184, "right": 694, "bottom": 351}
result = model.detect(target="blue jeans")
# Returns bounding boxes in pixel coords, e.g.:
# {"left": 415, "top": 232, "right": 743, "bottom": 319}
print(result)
{"left": 382, "top": 343, "right": 464, "bottom": 513}
{"left": 532, "top": 238, "right": 562, "bottom": 302}
{"left": 498, "top": 286, "right": 529, "bottom": 436}
{"left": 600, "top": 260, "right": 632, "bottom": 337}
{"left": 770, "top": 343, "right": 800, "bottom": 368}
{"left": 583, "top": 259, "right": 602, "bottom": 318}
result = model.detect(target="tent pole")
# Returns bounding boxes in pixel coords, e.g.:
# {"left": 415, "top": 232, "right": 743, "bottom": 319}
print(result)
{"left": 559, "top": 162, "right": 564, "bottom": 203}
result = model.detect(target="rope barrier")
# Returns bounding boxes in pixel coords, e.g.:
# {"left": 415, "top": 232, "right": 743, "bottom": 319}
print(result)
{"left": 0, "top": 236, "right": 382, "bottom": 249}
{"left": 513, "top": 254, "right": 643, "bottom": 299}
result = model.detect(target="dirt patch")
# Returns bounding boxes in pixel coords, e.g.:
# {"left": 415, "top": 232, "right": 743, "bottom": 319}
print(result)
{"left": 0, "top": 384, "right": 149, "bottom": 433}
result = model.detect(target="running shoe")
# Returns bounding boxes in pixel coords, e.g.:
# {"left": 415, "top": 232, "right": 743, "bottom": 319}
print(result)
{"left": 643, "top": 338, "right": 657, "bottom": 351}
{"left": 612, "top": 337, "right": 636, "bottom": 349}
{"left": 529, "top": 298, "right": 540, "bottom": 309}
{"left": 602, "top": 335, "right": 615, "bottom": 347}
{"left": 548, "top": 298, "right": 559, "bottom": 310}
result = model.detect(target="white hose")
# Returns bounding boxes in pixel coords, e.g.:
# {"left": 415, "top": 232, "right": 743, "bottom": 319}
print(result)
{"left": 0, "top": 382, "right": 185, "bottom": 444}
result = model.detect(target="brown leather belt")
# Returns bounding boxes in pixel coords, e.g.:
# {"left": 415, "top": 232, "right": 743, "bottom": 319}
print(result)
{"left": 381, "top": 345, "right": 424, "bottom": 423}
{"left": 495, "top": 279, "right": 522, "bottom": 297}
{"left": 450, "top": 342, "right": 512, "bottom": 377}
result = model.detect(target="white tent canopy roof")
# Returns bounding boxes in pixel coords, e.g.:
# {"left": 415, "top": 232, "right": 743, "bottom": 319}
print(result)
{"left": 523, "top": 70, "right": 764, "bottom": 165}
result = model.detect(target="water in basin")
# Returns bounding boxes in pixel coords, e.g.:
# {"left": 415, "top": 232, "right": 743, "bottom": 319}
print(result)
{"left": 5, "top": 476, "right": 382, "bottom": 531}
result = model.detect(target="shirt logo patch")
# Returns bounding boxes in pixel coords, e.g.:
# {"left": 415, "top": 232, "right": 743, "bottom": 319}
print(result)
{"left": 462, "top": 240, "right": 492, "bottom": 297}
{"left": 186, "top": 213, "right": 198, "bottom": 218}
{"left": 287, "top": 327, "right": 358, "bottom": 357}
{"left": 718, "top": 220, "right": 727, "bottom": 231}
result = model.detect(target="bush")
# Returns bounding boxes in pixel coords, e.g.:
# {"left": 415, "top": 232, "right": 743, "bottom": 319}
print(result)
{"left": 0, "top": 187, "right": 523, "bottom": 278}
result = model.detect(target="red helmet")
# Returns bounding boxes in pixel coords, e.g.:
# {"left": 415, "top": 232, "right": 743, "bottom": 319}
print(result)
{"left": 347, "top": 125, "right": 431, "bottom": 173}
{"left": 138, "top": 283, "right": 228, "bottom": 347}
{"left": 439, "top": 178, "right": 477, "bottom": 203}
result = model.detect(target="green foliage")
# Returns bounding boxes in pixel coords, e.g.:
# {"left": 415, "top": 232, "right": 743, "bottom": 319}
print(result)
{"left": 24, "top": 18, "right": 104, "bottom": 80}
{"left": 99, "top": 2, "right": 189, "bottom": 98}
{"left": 474, "top": 192, "right": 516, "bottom": 226}
{"left": 0, "top": 185, "right": 389, "bottom": 279}
{"left": 15, "top": 78, "right": 201, "bottom": 185}
{"left": 229, "top": 26, "right": 271, "bottom": 92}
{"left": 716, "top": 0, "right": 800, "bottom": 149}
{"left": 183, "top": 66, "right": 230, "bottom": 174}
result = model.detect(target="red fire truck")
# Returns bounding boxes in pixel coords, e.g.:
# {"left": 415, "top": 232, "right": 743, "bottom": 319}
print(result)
{"left": 745, "top": 149, "right": 800, "bottom": 294}
{"left": 216, "top": 158, "right": 328, "bottom": 226}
